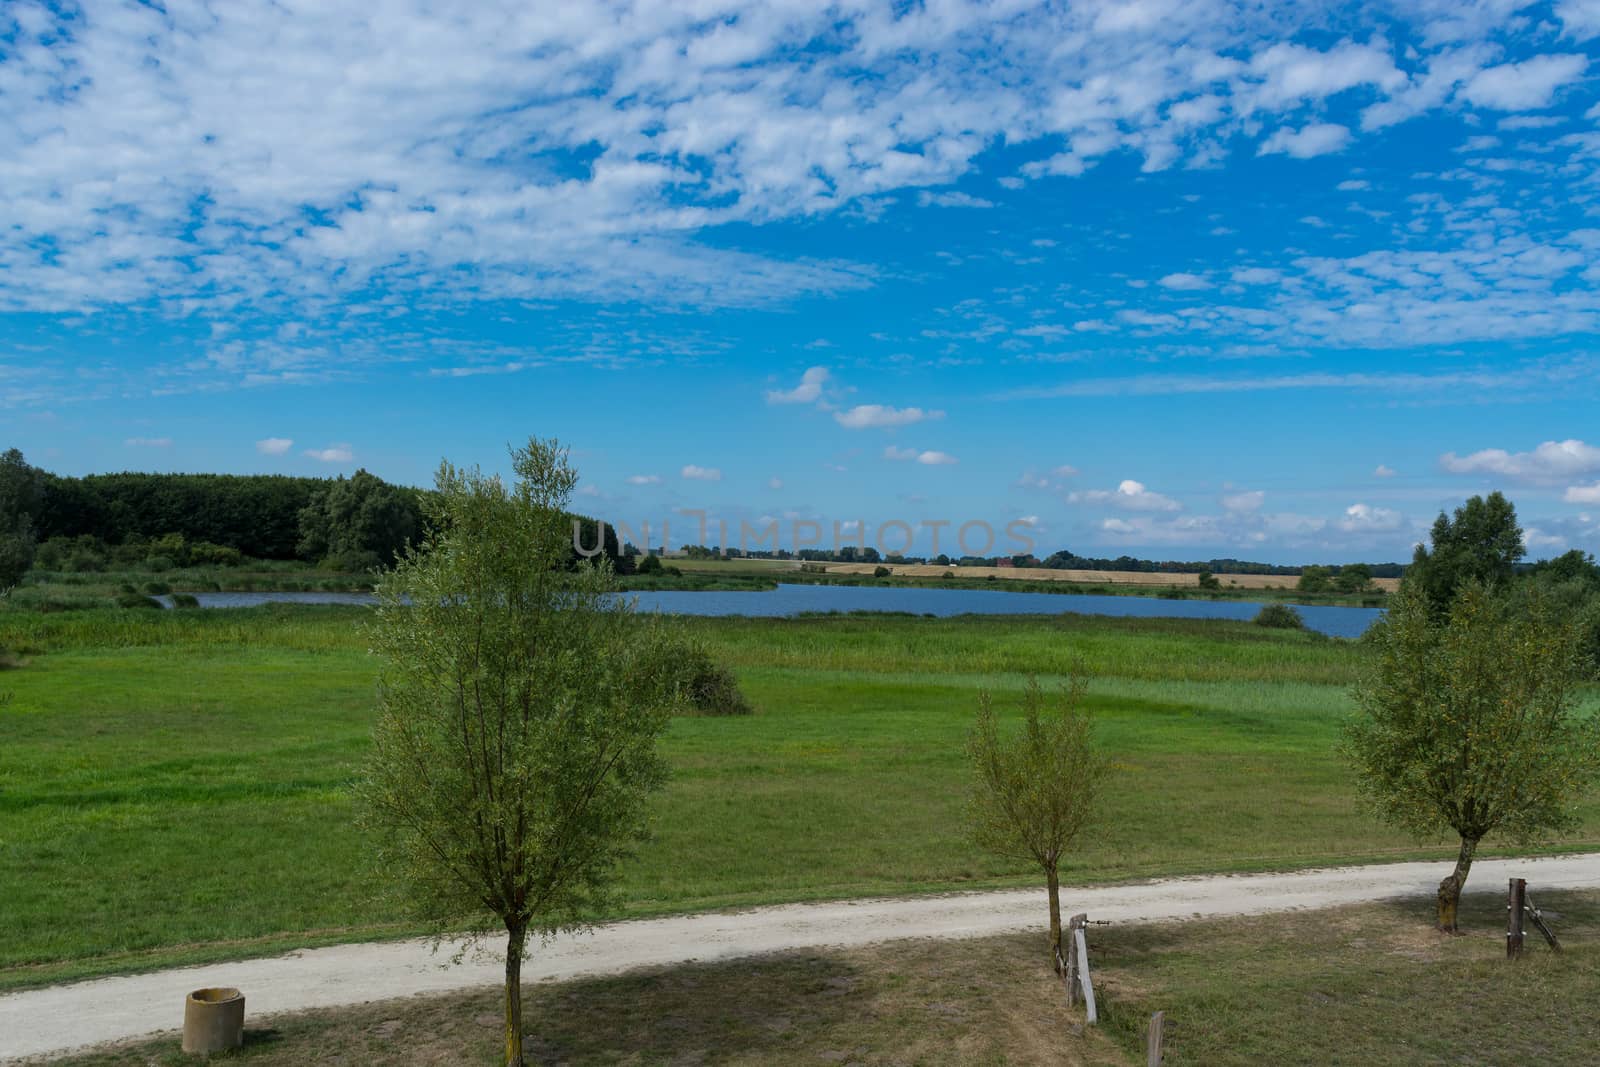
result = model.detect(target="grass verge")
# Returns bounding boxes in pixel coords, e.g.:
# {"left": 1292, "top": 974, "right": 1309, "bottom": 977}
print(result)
{"left": 50, "top": 890, "right": 1600, "bottom": 1066}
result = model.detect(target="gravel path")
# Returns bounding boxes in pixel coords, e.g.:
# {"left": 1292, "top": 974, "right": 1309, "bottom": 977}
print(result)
{"left": 6, "top": 852, "right": 1600, "bottom": 1063}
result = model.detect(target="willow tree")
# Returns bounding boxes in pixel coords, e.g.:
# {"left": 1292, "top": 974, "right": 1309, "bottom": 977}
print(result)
{"left": 967, "top": 677, "right": 1106, "bottom": 966}
{"left": 360, "top": 438, "right": 676, "bottom": 1067}
{"left": 1346, "top": 579, "right": 1598, "bottom": 932}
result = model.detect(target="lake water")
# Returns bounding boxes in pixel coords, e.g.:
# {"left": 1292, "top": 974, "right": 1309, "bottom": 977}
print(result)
{"left": 161, "top": 583, "right": 1382, "bottom": 638}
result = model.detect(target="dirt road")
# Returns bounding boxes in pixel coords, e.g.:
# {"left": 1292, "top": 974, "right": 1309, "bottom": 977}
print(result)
{"left": 6, "top": 852, "right": 1598, "bottom": 1063}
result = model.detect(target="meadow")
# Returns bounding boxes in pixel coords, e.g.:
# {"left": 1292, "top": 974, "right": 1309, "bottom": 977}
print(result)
{"left": 3, "top": 604, "right": 1598, "bottom": 993}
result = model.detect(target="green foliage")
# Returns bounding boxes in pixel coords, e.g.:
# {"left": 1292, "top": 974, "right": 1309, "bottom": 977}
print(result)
{"left": 169, "top": 593, "right": 200, "bottom": 609}
{"left": 872, "top": 565, "right": 891, "bottom": 579}
{"left": 188, "top": 541, "right": 244, "bottom": 566}
{"left": 1520, "top": 551, "right": 1600, "bottom": 675}
{"left": 1197, "top": 569, "right": 1221, "bottom": 591}
{"left": 115, "top": 593, "right": 163, "bottom": 609}
{"left": 0, "top": 448, "right": 44, "bottom": 589}
{"left": 359, "top": 438, "right": 675, "bottom": 1067}
{"left": 37, "top": 471, "right": 323, "bottom": 559}
{"left": 639, "top": 645, "right": 752, "bottom": 716}
{"left": 1345, "top": 579, "right": 1599, "bottom": 928}
{"left": 297, "top": 469, "right": 422, "bottom": 568}
{"left": 1406, "top": 491, "right": 1525, "bottom": 615}
{"left": 1297, "top": 565, "right": 1333, "bottom": 594}
{"left": 1334, "top": 563, "right": 1374, "bottom": 594}
{"left": 635, "top": 553, "right": 664, "bottom": 575}
{"left": 968, "top": 677, "right": 1107, "bottom": 959}
{"left": 1253, "top": 603, "right": 1306, "bottom": 630}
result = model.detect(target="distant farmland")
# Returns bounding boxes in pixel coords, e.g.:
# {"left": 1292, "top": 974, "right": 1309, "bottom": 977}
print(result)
{"left": 822, "top": 562, "right": 1401, "bottom": 592}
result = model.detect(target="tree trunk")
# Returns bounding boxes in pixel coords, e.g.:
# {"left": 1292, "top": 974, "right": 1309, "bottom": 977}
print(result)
{"left": 1047, "top": 866, "right": 1063, "bottom": 970}
{"left": 504, "top": 925, "right": 526, "bottom": 1067}
{"left": 1436, "top": 836, "right": 1478, "bottom": 933}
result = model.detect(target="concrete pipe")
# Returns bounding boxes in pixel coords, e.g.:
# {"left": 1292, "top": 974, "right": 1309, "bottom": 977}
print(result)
{"left": 182, "top": 987, "right": 245, "bottom": 1054}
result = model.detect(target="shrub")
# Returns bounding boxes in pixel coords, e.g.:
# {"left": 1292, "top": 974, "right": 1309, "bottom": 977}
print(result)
{"left": 1197, "top": 569, "right": 1221, "bottom": 591}
{"left": 942, "top": 571, "right": 955, "bottom": 579}
{"left": 169, "top": 593, "right": 201, "bottom": 609}
{"left": 872, "top": 565, "right": 891, "bottom": 578}
{"left": 635, "top": 553, "right": 664, "bottom": 575}
{"left": 189, "top": 542, "right": 244, "bottom": 566}
{"left": 33, "top": 538, "right": 67, "bottom": 570}
{"left": 639, "top": 646, "right": 752, "bottom": 716}
{"left": 115, "top": 593, "right": 163, "bottom": 609}
{"left": 1254, "top": 603, "right": 1306, "bottom": 629}
{"left": 325, "top": 548, "right": 383, "bottom": 574}
{"left": 144, "top": 555, "right": 176, "bottom": 573}
{"left": 65, "top": 551, "right": 105, "bottom": 573}
{"left": 142, "top": 581, "right": 172, "bottom": 595}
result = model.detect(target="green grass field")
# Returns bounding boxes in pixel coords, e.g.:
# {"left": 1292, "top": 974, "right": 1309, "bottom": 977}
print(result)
{"left": 3, "top": 606, "right": 1597, "bottom": 992}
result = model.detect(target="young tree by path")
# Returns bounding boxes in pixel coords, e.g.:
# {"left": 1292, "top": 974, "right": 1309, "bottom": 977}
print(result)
{"left": 360, "top": 438, "right": 678, "bottom": 1067}
{"left": 967, "top": 677, "right": 1107, "bottom": 967}
{"left": 1345, "top": 579, "right": 1599, "bottom": 932}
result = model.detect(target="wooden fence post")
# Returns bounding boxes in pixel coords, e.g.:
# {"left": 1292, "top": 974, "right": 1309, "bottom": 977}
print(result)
{"left": 1146, "top": 1011, "right": 1166, "bottom": 1066}
{"left": 1074, "top": 923, "right": 1097, "bottom": 1024}
{"left": 1065, "top": 913, "right": 1086, "bottom": 1006}
{"left": 1507, "top": 878, "right": 1527, "bottom": 960}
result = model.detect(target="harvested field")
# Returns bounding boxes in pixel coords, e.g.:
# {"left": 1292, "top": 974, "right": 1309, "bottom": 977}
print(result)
{"left": 823, "top": 562, "right": 1400, "bottom": 592}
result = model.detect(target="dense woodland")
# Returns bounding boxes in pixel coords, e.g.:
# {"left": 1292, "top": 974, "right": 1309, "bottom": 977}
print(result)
{"left": 0, "top": 450, "right": 620, "bottom": 583}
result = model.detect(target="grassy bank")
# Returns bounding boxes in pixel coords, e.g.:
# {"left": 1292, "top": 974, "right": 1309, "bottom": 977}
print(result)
{"left": 54, "top": 890, "right": 1600, "bottom": 1065}
{"left": 3, "top": 606, "right": 1597, "bottom": 991}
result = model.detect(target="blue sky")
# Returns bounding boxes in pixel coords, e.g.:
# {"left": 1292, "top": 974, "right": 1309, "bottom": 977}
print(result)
{"left": 4, "top": 1, "right": 1600, "bottom": 563}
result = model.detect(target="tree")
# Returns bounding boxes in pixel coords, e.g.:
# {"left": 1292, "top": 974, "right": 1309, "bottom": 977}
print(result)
{"left": 967, "top": 677, "right": 1107, "bottom": 966}
{"left": 297, "top": 469, "right": 422, "bottom": 569}
{"left": 0, "top": 449, "right": 44, "bottom": 589}
{"left": 1196, "top": 569, "right": 1220, "bottom": 591}
{"left": 1334, "top": 563, "right": 1373, "bottom": 594}
{"left": 1406, "top": 491, "right": 1524, "bottom": 614}
{"left": 1297, "top": 565, "right": 1334, "bottom": 593}
{"left": 1345, "top": 579, "right": 1598, "bottom": 932}
{"left": 360, "top": 438, "right": 677, "bottom": 1067}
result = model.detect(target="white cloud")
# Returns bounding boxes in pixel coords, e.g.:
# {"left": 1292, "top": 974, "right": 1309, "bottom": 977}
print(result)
{"left": 1374, "top": 464, "right": 1397, "bottom": 478}
{"left": 1564, "top": 482, "right": 1600, "bottom": 504}
{"left": 0, "top": 0, "right": 1573, "bottom": 356}
{"left": 1258, "top": 123, "right": 1351, "bottom": 159}
{"left": 681, "top": 464, "right": 722, "bottom": 481}
{"left": 256, "top": 437, "right": 294, "bottom": 455}
{"left": 576, "top": 484, "right": 605, "bottom": 498}
{"left": 1230, "top": 267, "right": 1282, "bottom": 285}
{"left": 1460, "top": 55, "right": 1588, "bottom": 111}
{"left": 1439, "top": 439, "right": 1600, "bottom": 483}
{"left": 1339, "top": 503, "right": 1403, "bottom": 532}
{"left": 766, "top": 366, "right": 830, "bottom": 405}
{"left": 916, "top": 190, "right": 995, "bottom": 209}
{"left": 1336, "top": 179, "right": 1371, "bottom": 191}
{"left": 835, "top": 404, "right": 944, "bottom": 430}
{"left": 885, "top": 445, "right": 958, "bottom": 465}
{"left": 1559, "top": 0, "right": 1600, "bottom": 40}
{"left": 124, "top": 436, "right": 172, "bottom": 448}
{"left": 1221, "top": 490, "right": 1265, "bottom": 512}
{"left": 625, "top": 474, "right": 661, "bottom": 485}
{"left": 1069, "top": 479, "right": 1182, "bottom": 512}
{"left": 1158, "top": 272, "right": 1211, "bottom": 291}
{"left": 305, "top": 444, "right": 354, "bottom": 463}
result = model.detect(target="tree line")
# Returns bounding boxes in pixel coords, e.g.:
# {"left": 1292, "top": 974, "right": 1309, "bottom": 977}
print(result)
{"left": 0, "top": 449, "right": 621, "bottom": 586}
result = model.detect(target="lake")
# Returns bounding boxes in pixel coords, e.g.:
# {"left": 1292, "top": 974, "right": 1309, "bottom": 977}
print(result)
{"left": 159, "top": 583, "right": 1382, "bottom": 638}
